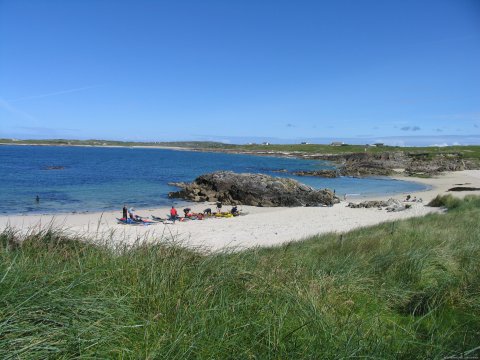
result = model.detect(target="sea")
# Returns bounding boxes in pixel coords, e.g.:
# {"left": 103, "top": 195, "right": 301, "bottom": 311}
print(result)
{"left": 0, "top": 145, "right": 429, "bottom": 214}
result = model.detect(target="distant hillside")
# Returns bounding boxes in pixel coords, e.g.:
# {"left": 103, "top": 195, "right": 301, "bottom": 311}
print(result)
{"left": 2, "top": 138, "right": 480, "bottom": 161}
{"left": 0, "top": 138, "right": 231, "bottom": 148}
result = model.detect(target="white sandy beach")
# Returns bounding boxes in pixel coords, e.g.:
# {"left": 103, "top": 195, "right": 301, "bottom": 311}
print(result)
{"left": 1, "top": 170, "right": 479, "bottom": 252}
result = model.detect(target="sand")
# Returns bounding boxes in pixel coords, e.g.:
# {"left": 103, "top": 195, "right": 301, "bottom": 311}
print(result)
{"left": 1, "top": 170, "right": 479, "bottom": 252}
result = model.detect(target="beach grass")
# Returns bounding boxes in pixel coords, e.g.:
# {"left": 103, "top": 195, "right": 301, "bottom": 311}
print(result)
{"left": 1, "top": 196, "right": 479, "bottom": 358}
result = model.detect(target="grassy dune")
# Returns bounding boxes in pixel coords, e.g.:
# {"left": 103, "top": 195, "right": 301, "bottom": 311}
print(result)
{"left": 1, "top": 196, "right": 479, "bottom": 358}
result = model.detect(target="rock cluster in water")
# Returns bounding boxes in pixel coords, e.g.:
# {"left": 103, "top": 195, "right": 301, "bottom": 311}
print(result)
{"left": 292, "top": 170, "right": 339, "bottom": 178}
{"left": 43, "top": 166, "right": 65, "bottom": 170}
{"left": 168, "top": 171, "right": 339, "bottom": 207}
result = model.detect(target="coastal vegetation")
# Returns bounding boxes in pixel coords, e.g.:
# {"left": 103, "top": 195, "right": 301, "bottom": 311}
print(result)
{"left": 2, "top": 138, "right": 480, "bottom": 160}
{"left": 1, "top": 196, "right": 479, "bottom": 358}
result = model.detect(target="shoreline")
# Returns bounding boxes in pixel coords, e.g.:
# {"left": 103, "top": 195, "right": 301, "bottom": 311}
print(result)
{"left": 3, "top": 177, "right": 429, "bottom": 218}
{"left": 0, "top": 142, "right": 326, "bottom": 160}
{"left": 1, "top": 172, "right": 430, "bottom": 218}
{"left": 0, "top": 142, "right": 193, "bottom": 152}
{"left": 2, "top": 142, "right": 431, "bottom": 217}
{"left": 1, "top": 170, "right": 479, "bottom": 252}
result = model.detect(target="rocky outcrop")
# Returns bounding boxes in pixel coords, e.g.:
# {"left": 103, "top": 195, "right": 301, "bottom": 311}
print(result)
{"left": 347, "top": 198, "right": 411, "bottom": 212}
{"left": 168, "top": 171, "right": 339, "bottom": 207}
{"left": 179, "top": 146, "right": 480, "bottom": 178}
{"left": 404, "top": 153, "right": 471, "bottom": 176}
{"left": 292, "top": 170, "right": 339, "bottom": 178}
{"left": 340, "top": 162, "right": 394, "bottom": 177}
{"left": 347, "top": 199, "right": 394, "bottom": 209}
{"left": 337, "top": 152, "right": 402, "bottom": 177}
{"left": 325, "top": 152, "right": 477, "bottom": 178}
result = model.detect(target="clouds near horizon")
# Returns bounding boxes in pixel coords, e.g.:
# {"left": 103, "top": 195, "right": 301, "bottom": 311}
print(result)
{"left": 400, "top": 126, "right": 421, "bottom": 131}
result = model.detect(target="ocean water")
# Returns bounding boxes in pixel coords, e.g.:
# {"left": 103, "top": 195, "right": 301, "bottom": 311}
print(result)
{"left": 0, "top": 145, "right": 428, "bottom": 214}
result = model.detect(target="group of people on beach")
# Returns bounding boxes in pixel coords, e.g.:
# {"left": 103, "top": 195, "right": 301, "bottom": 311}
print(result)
{"left": 404, "top": 195, "right": 423, "bottom": 203}
{"left": 168, "top": 202, "right": 238, "bottom": 222}
{"left": 121, "top": 201, "right": 239, "bottom": 224}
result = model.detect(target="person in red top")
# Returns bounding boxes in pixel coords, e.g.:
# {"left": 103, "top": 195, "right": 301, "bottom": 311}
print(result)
{"left": 170, "top": 206, "right": 178, "bottom": 223}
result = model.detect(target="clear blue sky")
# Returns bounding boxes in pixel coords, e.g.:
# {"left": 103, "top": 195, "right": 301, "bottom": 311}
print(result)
{"left": 1, "top": 0, "right": 479, "bottom": 145}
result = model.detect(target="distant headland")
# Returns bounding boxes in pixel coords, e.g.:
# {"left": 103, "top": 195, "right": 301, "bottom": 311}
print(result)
{"left": 1, "top": 138, "right": 479, "bottom": 178}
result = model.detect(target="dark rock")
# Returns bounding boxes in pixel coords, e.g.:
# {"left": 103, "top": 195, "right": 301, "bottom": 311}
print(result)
{"left": 337, "top": 153, "right": 397, "bottom": 177}
{"left": 168, "top": 171, "right": 339, "bottom": 207}
{"left": 269, "top": 169, "right": 289, "bottom": 173}
{"left": 43, "top": 166, "right": 65, "bottom": 170}
{"left": 447, "top": 187, "right": 480, "bottom": 192}
{"left": 347, "top": 198, "right": 408, "bottom": 212}
{"left": 347, "top": 200, "right": 389, "bottom": 209}
{"left": 293, "top": 170, "right": 339, "bottom": 178}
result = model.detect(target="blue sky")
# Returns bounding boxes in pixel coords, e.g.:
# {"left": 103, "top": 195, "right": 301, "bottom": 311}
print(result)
{"left": 1, "top": 0, "right": 479, "bottom": 146}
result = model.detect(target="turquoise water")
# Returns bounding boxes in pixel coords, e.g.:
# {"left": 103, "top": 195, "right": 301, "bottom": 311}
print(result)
{"left": 0, "top": 145, "right": 428, "bottom": 214}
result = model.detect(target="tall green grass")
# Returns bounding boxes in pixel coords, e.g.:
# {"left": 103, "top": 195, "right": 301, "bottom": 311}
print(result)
{"left": 1, "top": 197, "right": 479, "bottom": 358}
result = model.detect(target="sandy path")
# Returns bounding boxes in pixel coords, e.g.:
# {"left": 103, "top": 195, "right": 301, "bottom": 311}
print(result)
{"left": 1, "top": 170, "right": 479, "bottom": 252}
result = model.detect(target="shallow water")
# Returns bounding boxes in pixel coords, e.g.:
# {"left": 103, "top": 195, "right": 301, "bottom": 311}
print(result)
{"left": 0, "top": 145, "right": 428, "bottom": 214}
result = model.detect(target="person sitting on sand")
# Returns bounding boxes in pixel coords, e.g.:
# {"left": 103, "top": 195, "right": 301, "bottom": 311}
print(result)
{"left": 203, "top": 208, "right": 212, "bottom": 216}
{"left": 405, "top": 195, "right": 411, "bottom": 202}
{"left": 183, "top": 207, "right": 191, "bottom": 217}
{"left": 216, "top": 201, "right": 222, "bottom": 213}
{"left": 231, "top": 206, "right": 239, "bottom": 216}
{"left": 170, "top": 206, "right": 178, "bottom": 223}
{"left": 128, "top": 207, "right": 135, "bottom": 220}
